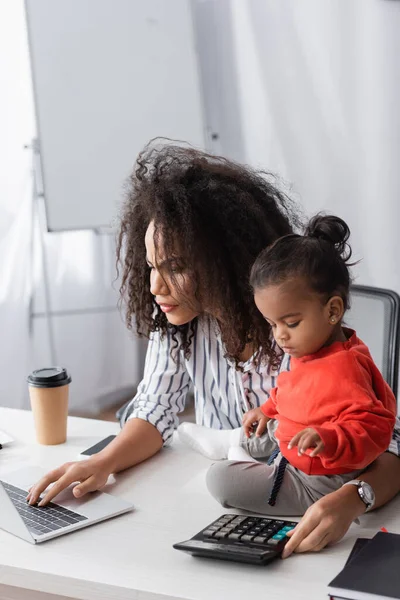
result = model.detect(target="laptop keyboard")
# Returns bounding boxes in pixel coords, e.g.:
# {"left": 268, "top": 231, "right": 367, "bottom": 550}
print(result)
{"left": 2, "top": 481, "right": 87, "bottom": 537}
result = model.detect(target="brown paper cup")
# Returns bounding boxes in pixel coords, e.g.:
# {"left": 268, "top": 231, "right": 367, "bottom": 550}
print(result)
{"left": 29, "top": 384, "right": 69, "bottom": 445}
{"left": 27, "top": 367, "right": 72, "bottom": 445}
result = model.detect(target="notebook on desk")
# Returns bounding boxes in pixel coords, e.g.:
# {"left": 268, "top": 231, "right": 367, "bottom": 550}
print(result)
{"left": 0, "top": 466, "right": 133, "bottom": 544}
{"left": 328, "top": 532, "right": 400, "bottom": 600}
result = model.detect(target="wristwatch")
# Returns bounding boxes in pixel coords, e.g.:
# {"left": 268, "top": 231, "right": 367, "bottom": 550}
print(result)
{"left": 343, "top": 480, "right": 375, "bottom": 512}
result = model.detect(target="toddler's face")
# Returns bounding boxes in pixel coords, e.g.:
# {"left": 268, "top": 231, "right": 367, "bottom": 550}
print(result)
{"left": 254, "top": 278, "right": 335, "bottom": 358}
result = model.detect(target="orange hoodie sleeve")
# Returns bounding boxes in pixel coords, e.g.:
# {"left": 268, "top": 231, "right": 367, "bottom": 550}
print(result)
{"left": 312, "top": 354, "right": 396, "bottom": 470}
{"left": 260, "top": 386, "right": 279, "bottom": 419}
{"left": 313, "top": 408, "right": 395, "bottom": 470}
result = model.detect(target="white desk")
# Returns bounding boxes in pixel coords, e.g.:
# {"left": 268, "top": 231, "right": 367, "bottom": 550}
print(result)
{"left": 0, "top": 407, "right": 399, "bottom": 600}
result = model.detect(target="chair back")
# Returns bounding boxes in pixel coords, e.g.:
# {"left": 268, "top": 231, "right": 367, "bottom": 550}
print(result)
{"left": 346, "top": 285, "right": 400, "bottom": 399}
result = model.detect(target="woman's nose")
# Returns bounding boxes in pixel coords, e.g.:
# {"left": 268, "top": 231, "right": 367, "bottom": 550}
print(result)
{"left": 150, "top": 269, "right": 170, "bottom": 296}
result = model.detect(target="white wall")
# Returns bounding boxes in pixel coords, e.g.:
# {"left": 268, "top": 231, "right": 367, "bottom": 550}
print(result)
{"left": 0, "top": 0, "right": 145, "bottom": 412}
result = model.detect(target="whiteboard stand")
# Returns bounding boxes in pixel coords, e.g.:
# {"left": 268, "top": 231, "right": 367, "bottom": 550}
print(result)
{"left": 29, "top": 137, "right": 57, "bottom": 366}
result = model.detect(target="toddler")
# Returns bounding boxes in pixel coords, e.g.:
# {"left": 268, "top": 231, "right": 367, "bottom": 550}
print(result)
{"left": 180, "top": 214, "right": 397, "bottom": 512}
{"left": 241, "top": 214, "right": 396, "bottom": 505}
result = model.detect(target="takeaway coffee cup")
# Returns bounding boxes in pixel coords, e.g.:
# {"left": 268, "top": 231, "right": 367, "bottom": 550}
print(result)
{"left": 27, "top": 367, "right": 71, "bottom": 445}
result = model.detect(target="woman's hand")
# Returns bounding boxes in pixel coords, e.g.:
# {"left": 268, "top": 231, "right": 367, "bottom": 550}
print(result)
{"left": 242, "top": 408, "right": 270, "bottom": 438}
{"left": 281, "top": 484, "right": 365, "bottom": 558}
{"left": 26, "top": 456, "right": 113, "bottom": 506}
{"left": 26, "top": 419, "right": 163, "bottom": 506}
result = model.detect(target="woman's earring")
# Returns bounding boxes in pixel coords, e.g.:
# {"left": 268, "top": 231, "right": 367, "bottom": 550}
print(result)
{"left": 330, "top": 317, "right": 336, "bottom": 324}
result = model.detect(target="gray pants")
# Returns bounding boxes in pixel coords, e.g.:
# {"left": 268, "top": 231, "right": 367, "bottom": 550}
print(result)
{"left": 206, "top": 420, "right": 362, "bottom": 516}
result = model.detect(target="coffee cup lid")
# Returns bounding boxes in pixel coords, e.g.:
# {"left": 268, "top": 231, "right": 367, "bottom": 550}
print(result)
{"left": 27, "top": 367, "right": 72, "bottom": 388}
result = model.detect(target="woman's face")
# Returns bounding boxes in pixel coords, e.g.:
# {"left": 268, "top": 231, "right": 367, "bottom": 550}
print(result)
{"left": 145, "top": 222, "right": 200, "bottom": 326}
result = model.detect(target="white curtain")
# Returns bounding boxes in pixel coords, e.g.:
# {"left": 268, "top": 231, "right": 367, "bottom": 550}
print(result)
{"left": 196, "top": 0, "right": 400, "bottom": 294}
{"left": 228, "top": 0, "right": 400, "bottom": 294}
{"left": 0, "top": 0, "right": 144, "bottom": 412}
{"left": 0, "top": 0, "right": 35, "bottom": 409}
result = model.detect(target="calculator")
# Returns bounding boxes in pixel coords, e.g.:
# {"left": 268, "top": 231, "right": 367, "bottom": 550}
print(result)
{"left": 173, "top": 514, "right": 298, "bottom": 565}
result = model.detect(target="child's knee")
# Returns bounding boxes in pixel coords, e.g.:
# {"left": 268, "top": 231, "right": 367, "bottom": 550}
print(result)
{"left": 206, "top": 461, "right": 234, "bottom": 508}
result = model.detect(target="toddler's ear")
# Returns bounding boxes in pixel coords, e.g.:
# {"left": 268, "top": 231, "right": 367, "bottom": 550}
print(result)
{"left": 327, "top": 295, "right": 344, "bottom": 324}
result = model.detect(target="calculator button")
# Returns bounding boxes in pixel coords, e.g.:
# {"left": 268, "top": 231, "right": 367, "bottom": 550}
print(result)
{"left": 240, "top": 534, "right": 255, "bottom": 542}
{"left": 231, "top": 516, "right": 246, "bottom": 524}
{"left": 253, "top": 536, "right": 269, "bottom": 544}
{"left": 266, "top": 538, "right": 281, "bottom": 546}
{"left": 219, "top": 528, "right": 232, "bottom": 534}
{"left": 227, "top": 532, "right": 242, "bottom": 540}
{"left": 202, "top": 529, "right": 216, "bottom": 537}
{"left": 213, "top": 531, "right": 228, "bottom": 539}
{"left": 215, "top": 519, "right": 228, "bottom": 526}
{"left": 263, "top": 526, "right": 279, "bottom": 536}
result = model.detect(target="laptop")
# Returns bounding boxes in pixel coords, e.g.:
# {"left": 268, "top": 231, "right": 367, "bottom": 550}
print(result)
{"left": 0, "top": 466, "right": 134, "bottom": 544}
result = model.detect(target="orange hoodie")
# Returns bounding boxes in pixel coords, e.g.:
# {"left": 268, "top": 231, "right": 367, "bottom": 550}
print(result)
{"left": 261, "top": 329, "right": 397, "bottom": 476}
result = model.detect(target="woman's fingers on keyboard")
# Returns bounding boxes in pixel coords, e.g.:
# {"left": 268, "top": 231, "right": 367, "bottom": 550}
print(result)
{"left": 27, "top": 464, "right": 69, "bottom": 504}
{"left": 38, "top": 471, "right": 81, "bottom": 506}
{"left": 73, "top": 473, "right": 107, "bottom": 497}
{"left": 35, "top": 461, "right": 110, "bottom": 504}
{"left": 28, "top": 462, "right": 78, "bottom": 505}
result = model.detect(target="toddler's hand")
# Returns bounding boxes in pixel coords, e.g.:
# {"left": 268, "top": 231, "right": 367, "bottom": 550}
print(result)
{"left": 288, "top": 428, "right": 324, "bottom": 457}
{"left": 242, "top": 408, "right": 270, "bottom": 438}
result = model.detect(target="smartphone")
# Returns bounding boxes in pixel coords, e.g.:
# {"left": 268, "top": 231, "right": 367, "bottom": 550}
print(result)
{"left": 78, "top": 435, "right": 116, "bottom": 459}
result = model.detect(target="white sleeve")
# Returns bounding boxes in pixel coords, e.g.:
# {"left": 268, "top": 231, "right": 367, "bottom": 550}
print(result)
{"left": 387, "top": 417, "right": 400, "bottom": 457}
{"left": 122, "top": 328, "right": 191, "bottom": 445}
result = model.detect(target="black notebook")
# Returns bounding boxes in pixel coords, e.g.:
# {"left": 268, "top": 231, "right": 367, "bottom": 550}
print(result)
{"left": 328, "top": 532, "right": 400, "bottom": 600}
{"left": 344, "top": 538, "right": 370, "bottom": 566}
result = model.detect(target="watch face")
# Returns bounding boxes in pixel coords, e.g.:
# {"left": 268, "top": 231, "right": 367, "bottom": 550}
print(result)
{"left": 360, "top": 484, "right": 374, "bottom": 505}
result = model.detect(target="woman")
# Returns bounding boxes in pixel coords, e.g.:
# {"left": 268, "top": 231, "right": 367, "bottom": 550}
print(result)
{"left": 28, "top": 143, "right": 400, "bottom": 557}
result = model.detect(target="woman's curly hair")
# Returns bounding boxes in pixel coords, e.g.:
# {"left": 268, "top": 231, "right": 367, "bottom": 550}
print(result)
{"left": 117, "top": 141, "right": 302, "bottom": 368}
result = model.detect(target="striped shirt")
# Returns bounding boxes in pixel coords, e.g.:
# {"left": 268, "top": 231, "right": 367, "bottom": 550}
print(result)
{"left": 121, "top": 316, "right": 400, "bottom": 456}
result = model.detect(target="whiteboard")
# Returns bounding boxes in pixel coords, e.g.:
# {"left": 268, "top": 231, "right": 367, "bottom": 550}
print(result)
{"left": 25, "top": 0, "right": 206, "bottom": 231}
